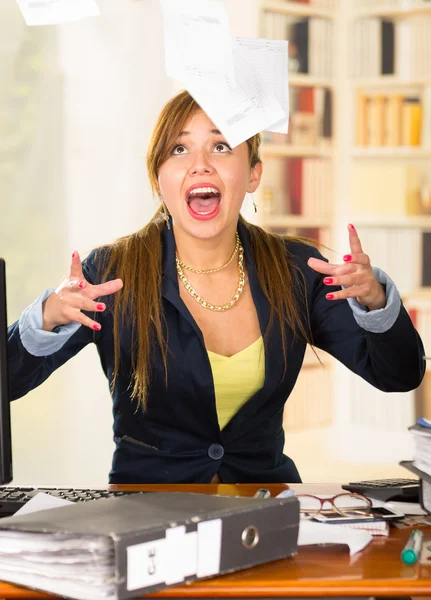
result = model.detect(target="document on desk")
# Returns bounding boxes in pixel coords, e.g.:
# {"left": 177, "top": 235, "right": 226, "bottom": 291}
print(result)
{"left": 12, "top": 491, "right": 71, "bottom": 516}
{"left": 160, "top": 0, "right": 288, "bottom": 147}
{"left": 299, "top": 520, "right": 372, "bottom": 556}
{"left": 15, "top": 0, "right": 100, "bottom": 26}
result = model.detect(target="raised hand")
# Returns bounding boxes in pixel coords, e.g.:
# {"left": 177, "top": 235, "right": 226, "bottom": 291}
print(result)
{"left": 42, "top": 251, "right": 123, "bottom": 332}
{"left": 307, "top": 224, "right": 386, "bottom": 311}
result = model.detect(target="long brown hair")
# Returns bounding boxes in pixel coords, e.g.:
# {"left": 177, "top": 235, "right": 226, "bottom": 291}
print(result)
{"left": 99, "top": 90, "right": 314, "bottom": 411}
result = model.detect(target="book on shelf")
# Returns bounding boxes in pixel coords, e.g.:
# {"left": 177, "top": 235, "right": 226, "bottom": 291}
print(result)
{"left": 263, "top": 86, "right": 332, "bottom": 146}
{"left": 351, "top": 14, "right": 431, "bottom": 79}
{"left": 260, "top": 156, "right": 332, "bottom": 219}
{"left": 355, "top": 92, "right": 426, "bottom": 148}
{"left": 0, "top": 492, "right": 300, "bottom": 600}
{"left": 262, "top": 13, "right": 333, "bottom": 78}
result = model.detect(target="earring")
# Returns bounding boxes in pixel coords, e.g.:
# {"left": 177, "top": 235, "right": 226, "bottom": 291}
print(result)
{"left": 250, "top": 192, "right": 257, "bottom": 214}
{"left": 160, "top": 198, "right": 171, "bottom": 230}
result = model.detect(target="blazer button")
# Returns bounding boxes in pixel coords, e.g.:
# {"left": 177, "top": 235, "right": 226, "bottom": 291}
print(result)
{"left": 208, "top": 444, "right": 224, "bottom": 460}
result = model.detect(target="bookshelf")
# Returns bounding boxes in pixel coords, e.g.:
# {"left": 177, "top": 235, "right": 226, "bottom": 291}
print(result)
{"left": 353, "top": 4, "right": 431, "bottom": 19}
{"left": 253, "top": 0, "right": 431, "bottom": 481}
{"left": 261, "top": 143, "right": 332, "bottom": 157}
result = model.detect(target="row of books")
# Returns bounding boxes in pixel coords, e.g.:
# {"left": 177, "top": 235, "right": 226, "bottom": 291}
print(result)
{"left": 351, "top": 16, "right": 431, "bottom": 79}
{"left": 291, "top": 0, "right": 337, "bottom": 7}
{"left": 261, "top": 157, "right": 333, "bottom": 218}
{"left": 263, "top": 14, "right": 333, "bottom": 78}
{"left": 357, "top": 228, "right": 430, "bottom": 297}
{"left": 355, "top": 92, "right": 430, "bottom": 148}
{"left": 262, "top": 87, "right": 332, "bottom": 145}
{"left": 355, "top": 0, "right": 431, "bottom": 8}
{"left": 350, "top": 164, "right": 429, "bottom": 217}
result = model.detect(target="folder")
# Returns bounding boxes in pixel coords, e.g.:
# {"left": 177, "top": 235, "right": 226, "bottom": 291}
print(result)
{"left": 400, "top": 460, "right": 431, "bottom": 515}
{"left": 0, "top": 491, "right": 299, "bottom": 600}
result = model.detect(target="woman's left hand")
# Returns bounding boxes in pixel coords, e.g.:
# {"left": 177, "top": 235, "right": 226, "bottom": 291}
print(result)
{"left": 307, "top": 224, "right": 386, "bottom": 311}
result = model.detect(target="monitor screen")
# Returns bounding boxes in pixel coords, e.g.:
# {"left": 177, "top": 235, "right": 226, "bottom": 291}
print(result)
{"left": 0, "top": 259, "right": 12, "bottom": 484}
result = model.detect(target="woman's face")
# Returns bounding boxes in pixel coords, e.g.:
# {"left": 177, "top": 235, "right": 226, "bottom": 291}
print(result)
{"left": 158, "top": 109, "right": 262, "bottom": 240}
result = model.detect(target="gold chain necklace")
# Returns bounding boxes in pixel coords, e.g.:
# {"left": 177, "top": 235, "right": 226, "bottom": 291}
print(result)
{"left": 176, "top": 242, "right": 245, "bottom": 312}
{"left": 176, "top": 232, "right": 240, "bottom": 274}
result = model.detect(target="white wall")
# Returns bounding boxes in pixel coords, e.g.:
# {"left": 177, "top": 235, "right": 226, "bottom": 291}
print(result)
{"left": 6, "top": 0, "right": 173, "bottom": 486}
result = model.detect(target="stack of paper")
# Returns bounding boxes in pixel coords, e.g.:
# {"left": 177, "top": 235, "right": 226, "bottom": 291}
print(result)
{"left": 409, "top": 422, "right": 431, "bottom": 476}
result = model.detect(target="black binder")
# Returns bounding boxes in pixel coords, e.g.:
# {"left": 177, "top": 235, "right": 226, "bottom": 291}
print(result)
{"left": 0, "top": 491, "right": 299, "bottom": 600}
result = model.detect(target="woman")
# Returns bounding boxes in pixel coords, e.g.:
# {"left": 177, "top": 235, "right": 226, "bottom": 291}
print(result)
{"left": 8, "top": 91, "right": 425, "bottom": 484}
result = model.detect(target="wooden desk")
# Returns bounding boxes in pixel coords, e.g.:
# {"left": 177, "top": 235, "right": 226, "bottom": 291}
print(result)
{"left": 0, "top": 483, "right": 430, "bottom": 598}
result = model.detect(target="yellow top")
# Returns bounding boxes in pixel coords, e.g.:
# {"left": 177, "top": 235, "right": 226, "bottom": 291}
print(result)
{"left": 207, "top": 336, "right": 265, "bottom": 430}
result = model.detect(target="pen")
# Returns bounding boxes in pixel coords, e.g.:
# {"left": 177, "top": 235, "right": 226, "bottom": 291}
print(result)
{"left": 253, "top": 488, "right": 271, "bottom": 499}
{"left": 401, "top": 529, "right": 423, "bottom": 565}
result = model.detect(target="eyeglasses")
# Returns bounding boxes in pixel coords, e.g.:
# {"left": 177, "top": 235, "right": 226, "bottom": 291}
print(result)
{"left": 296, "top": 493, "right": 372, "bottom": 518}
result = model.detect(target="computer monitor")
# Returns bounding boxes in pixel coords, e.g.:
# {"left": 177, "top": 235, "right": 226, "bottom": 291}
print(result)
{"left": 0, "top": 259, "right": 12, "bottom": 484}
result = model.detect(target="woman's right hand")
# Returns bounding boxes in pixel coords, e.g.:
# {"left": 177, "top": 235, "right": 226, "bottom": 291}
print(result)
{"left": 42, "top": 251, "right": 123, "bottom": 332}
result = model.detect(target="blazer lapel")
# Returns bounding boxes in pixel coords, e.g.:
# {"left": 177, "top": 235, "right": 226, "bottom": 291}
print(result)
{"left": 161, "top": 221, "right": 205, "bottom": 344}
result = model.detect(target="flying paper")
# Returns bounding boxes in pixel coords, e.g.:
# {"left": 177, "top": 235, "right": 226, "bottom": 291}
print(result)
{"left": 160, "top": 0, "right": 289, "bottom": 147}
{"left": 160, "top": 0, "right": 235, "bottom": 88}
{"left": 16, "top": 0, "right": 100, "bottom": 26}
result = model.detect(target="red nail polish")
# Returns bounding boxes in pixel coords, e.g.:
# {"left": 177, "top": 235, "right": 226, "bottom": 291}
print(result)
{"left": 78, "top": 281, "right": 85, "bottom": 289}
{"left": 349, "top": 223, "right": 355, "bottom": 230}
{"left": 343, "top": 254, "right": 352, "bottom": 262}
{"left": 326, "top": 293, "right": 334, "bottom": 300}
{"left": 323, "top": 277, "right": 333, "bottom": 285}
{"left": 72, "top": 251, "right": 76, "bottom": 259}
{"left": 93, "top": 323, "right": 101, "bottom": 331}
{"left": 97, "top": 304, "right": 104, "bottom": 311}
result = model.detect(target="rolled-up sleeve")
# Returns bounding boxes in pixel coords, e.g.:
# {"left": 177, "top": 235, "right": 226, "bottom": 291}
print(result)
{"left": 346, "top": 267, "right": 401, "bottom": 333}
{"left": 19, "top": 289, "right": 81, "bottom": 357}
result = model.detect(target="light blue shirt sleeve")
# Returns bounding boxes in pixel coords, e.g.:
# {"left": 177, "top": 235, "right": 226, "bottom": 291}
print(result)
{"left": 19, "top": 289, "right": 81, "bottom": 357}
{"left": 346, "top": 267, "right": 401, "bottom": 334}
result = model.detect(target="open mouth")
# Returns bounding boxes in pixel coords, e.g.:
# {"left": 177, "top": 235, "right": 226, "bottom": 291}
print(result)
{"left": 186, "top": 186, "right": 222, "bottom": 216}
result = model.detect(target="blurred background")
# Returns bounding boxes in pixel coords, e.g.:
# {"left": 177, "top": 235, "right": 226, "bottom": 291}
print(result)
{"left": 1, "top": 0, "right": 430, "bottom": 486}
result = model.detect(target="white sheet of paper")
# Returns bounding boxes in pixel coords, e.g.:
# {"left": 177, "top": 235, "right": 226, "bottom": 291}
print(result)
{"left": 234, "top": 37, "right": 289, "bottom": 134}
{"left": 185, "top": 38, "right": 285, "bottom": 148}
{"left": 298, "top": 519, "right": 372, "bottom": 556}
{"left": 16, "top": 0, "right": 100, "bottom": 27}
{"left": 160, "top": 0, "right": 235, "bottom": 87}
{"left": 12, "top": 492, "right": 72, "bottom": 517}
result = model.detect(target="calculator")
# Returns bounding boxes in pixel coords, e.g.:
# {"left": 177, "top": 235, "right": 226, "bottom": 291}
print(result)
{"left": 342, "top": 478, "right": 420, "bottom": 502}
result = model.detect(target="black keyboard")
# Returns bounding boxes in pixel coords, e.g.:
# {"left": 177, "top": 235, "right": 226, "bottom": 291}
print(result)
{"left": 0, "top": 486, "right": 145, "bottom": 516}
{"left": 342, "top": 478, "right": 420, "bottom": 502}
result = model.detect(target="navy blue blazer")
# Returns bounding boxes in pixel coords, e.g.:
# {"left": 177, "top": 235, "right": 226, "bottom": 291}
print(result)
{"left": 8, "top": 220, "right": 425, "bottom": 483}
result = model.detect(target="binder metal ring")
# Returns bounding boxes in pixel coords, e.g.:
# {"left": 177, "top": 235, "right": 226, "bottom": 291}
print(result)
{"left": 241, "top": 525, "right": 259, "bottom": 549}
